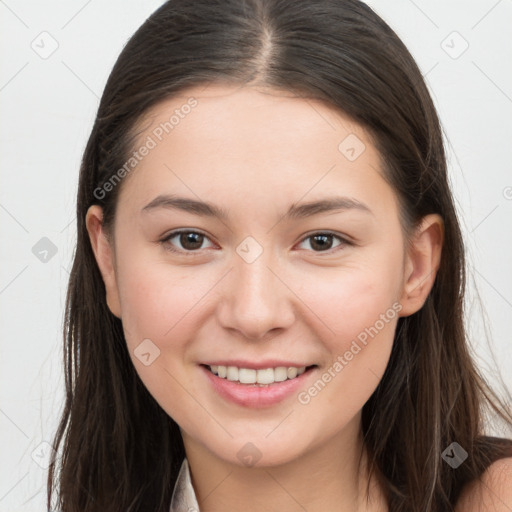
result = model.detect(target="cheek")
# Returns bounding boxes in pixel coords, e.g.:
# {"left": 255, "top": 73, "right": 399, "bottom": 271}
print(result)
{"left": 290, "top": 250, "right": 403, "bottom": 412}
{"left": 293, "top": 251, "right": 403, "bottom": 351}
{"left": 292, "top": 281, "right": 399, "bottom": 441}
{"left": 306, "top": 273, "right": 398, "bottom": 371}
{"left": 116, "top": 253, "right": 207, "bottom": 343}
{"left": 115, "top": 261, "right": 212, "bottom": 422}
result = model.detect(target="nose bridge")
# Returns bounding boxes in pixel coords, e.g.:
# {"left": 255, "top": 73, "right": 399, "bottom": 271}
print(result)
{"left": 218, "top": 235, "right": 295, "bottom": 339}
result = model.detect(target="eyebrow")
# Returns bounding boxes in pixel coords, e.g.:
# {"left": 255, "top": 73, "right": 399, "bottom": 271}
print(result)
{"left": 141, "top": 194, "right": 373, "bottom": 220}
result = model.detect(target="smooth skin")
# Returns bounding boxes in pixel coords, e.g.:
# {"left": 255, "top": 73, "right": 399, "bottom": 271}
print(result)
{"left": 86, "top": 84, "right": 510, "bottom": 511}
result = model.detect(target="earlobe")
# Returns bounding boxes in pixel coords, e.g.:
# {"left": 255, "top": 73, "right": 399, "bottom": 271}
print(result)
{"left": 399, "top": 214, "right": 444, "bottom": 317}
{"left": 85, "top": 205, "right": 122, "bottom": 318}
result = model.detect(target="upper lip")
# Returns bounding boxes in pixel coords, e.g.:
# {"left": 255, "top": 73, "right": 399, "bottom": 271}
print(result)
{"left": 201, "top": 360, "right": 315, "bottom": 370}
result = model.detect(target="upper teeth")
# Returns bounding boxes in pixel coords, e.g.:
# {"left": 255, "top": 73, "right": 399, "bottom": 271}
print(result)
{"left": 209, "top": 365, "right": 307, "bottom": 384}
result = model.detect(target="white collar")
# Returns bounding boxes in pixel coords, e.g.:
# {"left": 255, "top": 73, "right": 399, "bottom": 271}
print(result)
{"left": 169, "top": 458, "right": 201, "bottom": 512}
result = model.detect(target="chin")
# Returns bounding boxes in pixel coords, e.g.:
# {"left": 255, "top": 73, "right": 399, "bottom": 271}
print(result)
{"left": 210, "top": 434, "right": 309, "bottom": 469}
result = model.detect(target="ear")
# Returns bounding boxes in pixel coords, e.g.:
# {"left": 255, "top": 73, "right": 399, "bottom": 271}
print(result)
{"left": 399, "top": 214, "right": 444, "bottom": 317}
{"left": 85, "top": 205, "right": 122, "bottom": 318}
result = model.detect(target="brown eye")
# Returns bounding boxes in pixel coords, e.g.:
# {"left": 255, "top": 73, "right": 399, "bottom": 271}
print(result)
{"left": 160, "top": 230, "right": 214, "bottom": 254}
{"left": 297, "top": 232, "right": 350, "bottom": 253}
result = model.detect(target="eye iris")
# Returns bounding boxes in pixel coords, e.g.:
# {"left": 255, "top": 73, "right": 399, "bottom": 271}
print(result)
{"left": 310, "top": 234, "right": 333, "bottom": 251}
{"left": 180, "top": 232, "right": 203, "bottom": 250}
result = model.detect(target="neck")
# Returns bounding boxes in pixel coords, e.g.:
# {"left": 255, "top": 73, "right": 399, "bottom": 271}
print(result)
{"left": 182, "top": 415, "right": 387, "bottom": 512}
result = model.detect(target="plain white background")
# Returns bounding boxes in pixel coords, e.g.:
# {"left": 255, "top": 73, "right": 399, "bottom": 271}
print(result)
{"left": 1, "top": 1, "right": 511, "bottom": 510}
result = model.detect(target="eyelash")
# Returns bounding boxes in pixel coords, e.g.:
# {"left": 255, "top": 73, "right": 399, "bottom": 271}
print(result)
{"left": 159, "top": 229, "right": 352, "bottom": 256}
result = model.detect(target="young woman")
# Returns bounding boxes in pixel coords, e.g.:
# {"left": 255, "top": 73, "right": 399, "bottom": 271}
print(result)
{"left": 47, "top": 1, "right": 512, "bottom": 511}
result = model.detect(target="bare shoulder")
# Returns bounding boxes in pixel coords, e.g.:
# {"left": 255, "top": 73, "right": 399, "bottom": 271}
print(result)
{"left": 455, "top": 457, "right": 512, "bottom": 511}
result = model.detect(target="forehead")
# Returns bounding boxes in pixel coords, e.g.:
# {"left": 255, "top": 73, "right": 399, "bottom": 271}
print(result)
{"left": 117, "top": 83, "right": 397, "bottom": 221}
{"left": 135, "top": 83, "right": 367, "bottom": 153}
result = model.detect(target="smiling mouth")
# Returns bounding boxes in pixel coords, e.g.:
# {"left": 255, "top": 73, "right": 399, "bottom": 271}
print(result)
{"left": 202, "top": 364, "right": 317, "bottom": 386}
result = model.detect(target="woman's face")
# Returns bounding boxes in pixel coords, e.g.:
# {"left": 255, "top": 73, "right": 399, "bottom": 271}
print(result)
{"left": 88, "top": 84, "right": 438, "bottom": 468}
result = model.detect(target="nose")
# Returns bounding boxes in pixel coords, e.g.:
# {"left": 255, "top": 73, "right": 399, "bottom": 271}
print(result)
{"left": 216, "top": 249, "right": 296, "bottom": 341}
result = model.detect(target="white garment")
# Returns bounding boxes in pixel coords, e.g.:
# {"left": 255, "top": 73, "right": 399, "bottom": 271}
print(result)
{"left": 169, "top": 458, "right": 201, "bottom": 512}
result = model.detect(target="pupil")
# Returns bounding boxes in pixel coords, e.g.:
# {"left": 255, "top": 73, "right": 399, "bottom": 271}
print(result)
{"left": 181, "top": 232, "right": 203, "bottom": 250}
{"left": 311, "top": 234, "right": 332, "bottom": 251}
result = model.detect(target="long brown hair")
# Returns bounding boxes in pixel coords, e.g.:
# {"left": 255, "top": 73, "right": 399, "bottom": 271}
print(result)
{"left": 47, "top": 0, "right": 512, "bottom": 510}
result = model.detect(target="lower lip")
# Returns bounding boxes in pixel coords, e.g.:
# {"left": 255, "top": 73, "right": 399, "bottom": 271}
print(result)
{"left": 201, "top": 365, "right": 316, "bottom": 408}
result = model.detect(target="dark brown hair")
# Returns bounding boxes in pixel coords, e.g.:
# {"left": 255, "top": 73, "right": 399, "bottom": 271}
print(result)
{"left": 48, "top": 0, "right": 512, "bottom": 510}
